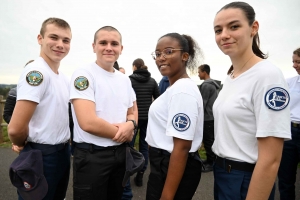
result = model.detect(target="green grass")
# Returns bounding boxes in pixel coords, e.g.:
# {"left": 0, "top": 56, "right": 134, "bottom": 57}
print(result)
{"left": 0, "top": 125, "right": 11, "bottom": 148}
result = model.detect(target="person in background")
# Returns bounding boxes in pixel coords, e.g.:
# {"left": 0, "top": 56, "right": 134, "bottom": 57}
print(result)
{"left": 212, "top": 2, "right": 290, "bottom": 199}
{"left": 70, "top": 26, "right": 136, "bottom": 200}
{"left": 3, "top": 60, "right": 34, "bottom": 124}
{"left": 129, "top": 58, "right": 160, "bottom": 187}
{"left": 146, "top": 33, "right": 203, "bottom": 200}
{"left": 119, "top": 67, "right": 126, "bottom": 74}
{"left": 8, "top": 17, "right": 72, "bottom": 200}
{"left": 198, "top": 64, "right": 220, "bottom": 172}
{"left": 158, "top": 76, "right": 169, "bottom": 94}
{"left": 278, "top": 47, "right": 300, "bottom": 200}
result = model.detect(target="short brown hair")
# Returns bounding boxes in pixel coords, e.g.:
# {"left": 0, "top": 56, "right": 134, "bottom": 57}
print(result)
{"left": 40, "top": 18, "right": 71, "bottom": 37}
{"left": 93, "top": 26, "right": 122, "bottom": 44}
{"left": 293, "top": 48, "right": 300, "bottom": 57}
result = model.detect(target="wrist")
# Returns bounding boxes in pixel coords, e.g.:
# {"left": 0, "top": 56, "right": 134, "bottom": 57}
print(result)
{"left": 127, "top": 119, "right": 137, "bottom": 131}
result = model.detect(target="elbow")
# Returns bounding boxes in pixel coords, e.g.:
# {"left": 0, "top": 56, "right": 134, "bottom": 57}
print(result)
{"left": 8, "top": 125, "right": 27, "bottom": 144}
{"left": 78, "top": 120, "right": 93, "bottom": 133}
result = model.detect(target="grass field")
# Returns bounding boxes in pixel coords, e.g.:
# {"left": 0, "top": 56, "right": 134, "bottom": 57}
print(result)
{"left": 0, "top": 126, "right": 11, "bottom": 148}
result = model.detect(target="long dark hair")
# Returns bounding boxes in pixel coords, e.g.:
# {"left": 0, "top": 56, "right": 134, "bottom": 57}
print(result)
{"left": 218, "top": 2, "right": 268, "bottom": 75}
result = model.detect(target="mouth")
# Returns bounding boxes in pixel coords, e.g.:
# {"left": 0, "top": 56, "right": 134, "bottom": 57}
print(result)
{"left": 221, "top": 42, "right": 233, "bottom": 47}
{"left": 53, "top": 50, "right": 64, "bottom": 54}
{"left": 158, "top": 64, "right": 168, "bottom": 70}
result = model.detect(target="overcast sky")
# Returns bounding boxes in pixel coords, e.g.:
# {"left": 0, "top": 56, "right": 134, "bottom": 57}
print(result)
{"left": 0, "top": 0, "right": 299, "bottom": 85}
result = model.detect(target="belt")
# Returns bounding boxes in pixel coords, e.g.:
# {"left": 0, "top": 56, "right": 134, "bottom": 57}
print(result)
{"left": 74, "top": 142, "right": 121, "bottom": 152}
{"left": 215, "top": 156, "right": 255, "bottom": 173}
{"left": 291, "top": 122, "right": 300, "bottom": 128}
{"left": 28, "top": 141, "right": 69, "bottom": 155}
{"left": 150, "top": 146, "right": 199, "bottom": 159}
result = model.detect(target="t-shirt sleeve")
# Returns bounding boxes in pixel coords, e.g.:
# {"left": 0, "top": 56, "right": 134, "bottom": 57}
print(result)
{"left": 70, "top": 69, "right": 95, "bottom": 103}
{"left": 253, "top": 70, "right": 291, "bottom": 139}
{"left": 17, "top": 68, "right": 48, "bottom": 103}
{"left": 166, "top": 92, "right": 200, "bottom": 140}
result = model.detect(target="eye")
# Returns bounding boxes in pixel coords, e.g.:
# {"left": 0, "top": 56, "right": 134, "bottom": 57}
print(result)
{"left": 155, "top": 52, "right": 161, "bottom": 57}
{"left": 231, "top": 25, "right": 239, "bottom": 30}
{"left": 50, "top": 36, "right": 58, "bottom": 40}
{"left": 111, "top": 42, "right": 119, "bottom": 46}
{"left": 63, "top": 39, "right": 70, "bottom": 44}
{"left": 99, "top": 41, "right": 107, "bottom": 45}
{"left": 164, "top": 48, "right": 173, "bottom": 55}
{"left": 214, "top": 29, "right": 222, "bottom": 34}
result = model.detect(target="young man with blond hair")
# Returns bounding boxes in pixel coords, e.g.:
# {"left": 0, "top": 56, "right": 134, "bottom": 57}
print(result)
{"left": 8, "top": 17, "right": 72, "bottom": 199}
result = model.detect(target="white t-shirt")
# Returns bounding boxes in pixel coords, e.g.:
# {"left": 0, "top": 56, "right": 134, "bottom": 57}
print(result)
{"left": 212, "top": 60, "right": 291, "bottom": 163}
{"left": 70, "top": 62, "right": 134, "bottom": 147}
{"left": 146, "top": 78, "right": 203, "bottom": 153}
{"left": 17, "top": 57, "right": 70, "bottom": 144}
{"left": 286, "top": 75, "right": 300, "bottom": 123}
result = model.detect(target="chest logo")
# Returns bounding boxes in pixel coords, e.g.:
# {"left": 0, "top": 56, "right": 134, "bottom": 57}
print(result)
{"left": 172, "top": 113, "right": 190, "bottom": 131}
{"left": 74, "top": 76, "right": 89, "bottom": 91}
{"left": 265, "top": 87, "right": 290, "bottom": 111}
{"left": 26, "top": 71, "right": 43, "bottom": 86}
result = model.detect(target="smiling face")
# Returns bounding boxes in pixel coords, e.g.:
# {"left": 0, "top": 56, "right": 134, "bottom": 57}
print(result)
{"left": 92, "top": 30, "right": 123, "bottom": 70}
{"left": 38, "top": 24, "right": 71, "bottom": 66}
{"left": 292, "top": 53, "right": 300, "bottom": 75}
{"left": 213, "top": 8, "right": 258, "bottom": 58}
{"left": 154, "top": 36, "right": 188, "bottom": 78}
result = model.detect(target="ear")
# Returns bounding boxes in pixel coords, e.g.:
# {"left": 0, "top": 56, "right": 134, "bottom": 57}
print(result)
{"left": 120, "top": 45, "right": 123, "bottom": 55}
{"left": 37, "top": 34, "right": 42, "bottom": 45}
{"left": 182, "top": 52, "right": 189, "bottom": 62}
{"left": 251, "top": 20, "right": 259, "bottom": 37}
{"left": 92, "top": 43, "right": 96, "bottom": 53}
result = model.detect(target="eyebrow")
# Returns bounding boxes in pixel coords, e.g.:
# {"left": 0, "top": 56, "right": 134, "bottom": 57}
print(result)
{"left": 48, "top": 34, "right": 71, "bottom": 41}
{"left": 214, "top": 20, "right": 240, "bottom": 29}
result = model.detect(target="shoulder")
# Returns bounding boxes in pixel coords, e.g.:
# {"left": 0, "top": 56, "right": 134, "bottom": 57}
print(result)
{"left": 8, "top": 87, "right": 17, "bottom": 97}
{"left": 253, "top": 60, "right": 285, "bottom": 84}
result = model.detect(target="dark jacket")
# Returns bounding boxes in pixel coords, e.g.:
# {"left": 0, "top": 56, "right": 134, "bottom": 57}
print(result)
{"left": 199, "top": 79, "right": 221, "bottom": 121}
{"left": 129, "top": 69, "right": 160, "bottom": 120}
{"left": 158, "top": 76, "right": 169, "bottom": 94}
{"left": 3, "top": 87, "right": 17, "bottom": 123}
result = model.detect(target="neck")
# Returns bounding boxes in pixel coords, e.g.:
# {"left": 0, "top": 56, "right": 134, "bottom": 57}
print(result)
{"left": 40, "top": 54, "right": 60, "bottom": 74}
{"left": 96, "top": 60, "right": 115, "bottom": 73}
{"left": 169, "top": 70, "right": 189, "bottom": 86}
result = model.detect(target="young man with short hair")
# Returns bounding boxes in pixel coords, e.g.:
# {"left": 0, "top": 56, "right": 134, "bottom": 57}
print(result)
{"left": 8, "top": 17, "right": 72, "bottom": 199}
{"left": 198, "top": 64, "right": 220, "bottom": 172}
{"left": 70, "top": 26, "right": 136, "bottom": 200}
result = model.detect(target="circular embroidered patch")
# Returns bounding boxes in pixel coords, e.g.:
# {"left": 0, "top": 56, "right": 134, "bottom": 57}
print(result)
{"left": 26, "top": 71, "right": 43, "bottom": 86}
{"left": 265, "top": 87, "right": 290, "bottom": 111}
{"left": 74, "top": 76, "right": 89, "bottom": 91}
{"left": 172, "top": 113, "right": 191, "bottom": 131}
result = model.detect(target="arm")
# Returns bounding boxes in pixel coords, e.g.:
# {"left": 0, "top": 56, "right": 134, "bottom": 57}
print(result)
{"left": 160, "top": 137, "right": 192, "bottom": 200}
{"left": 246, "top": 137, "right": 284, "bottom": 200}
{"left": 112, "top": 106, "right": 135, "bottom": 143}
{"left": 199, "top": 83, "right": 212, "bottom": 108}
{"left": 133, "top": 101, "right": 138, "bottom": 123}
{"left": 3, "top": 95, "right": 16, "bottom": 124}
{"left": 72, "top": 99, "right": 118, "bottom": 138}
{"left": 8, "top": 100, "right": 37, "bottom": 146}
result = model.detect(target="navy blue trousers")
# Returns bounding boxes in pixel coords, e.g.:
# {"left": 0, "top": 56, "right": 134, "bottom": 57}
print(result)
{"left": 214, "top": 163, "right": 275, "bottom": 200}
{"left": 278, "top": 125, "right": 300, "bottom": 200}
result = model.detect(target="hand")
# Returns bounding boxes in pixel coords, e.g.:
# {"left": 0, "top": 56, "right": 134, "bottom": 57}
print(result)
{"left": 112, "top": 122, "right": 134, "bottom": 143}
{"left": 11, "top": 143, "right": 25, "bottom": 154}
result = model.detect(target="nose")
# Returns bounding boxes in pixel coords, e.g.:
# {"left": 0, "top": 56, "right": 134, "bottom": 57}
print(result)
{"left": 56, "top": 39, "right": 64, "bottom": 49}
{"left": 220, "top": 28, "right": 230, "bottom": 40}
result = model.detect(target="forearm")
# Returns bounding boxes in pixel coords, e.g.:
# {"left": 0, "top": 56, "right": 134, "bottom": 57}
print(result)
{"left": 246, "top": 137, "right": 283, "bottom": 200}
{"left": 246, "top": 159, "right": 280, "bottom": 199}
{"left": 8, "top": 124, "right": 28, "bottom": 146}
{"left": 161, "top": 145, "right": 189, "bottom": 199}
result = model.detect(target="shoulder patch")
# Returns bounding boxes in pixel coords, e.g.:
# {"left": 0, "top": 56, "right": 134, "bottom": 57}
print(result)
{"left": 26, "top": 70, "right": 43, "bottom": 86}
{"left": 265, "top": 87, "right": 290, "bottom": 111}
{"left": 172, "top": 113, "right": 190, "bottom": 131}
{"left": 74, "top": 76, "right": 89, "bottom": 91}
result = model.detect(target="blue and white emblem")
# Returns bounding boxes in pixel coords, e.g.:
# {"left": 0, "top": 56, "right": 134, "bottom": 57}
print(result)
{"left": 265, "top": 87, "right": 289, "bottom": 111}
{"left": 172, "top": 113, "right": 190, "bottom": 131}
